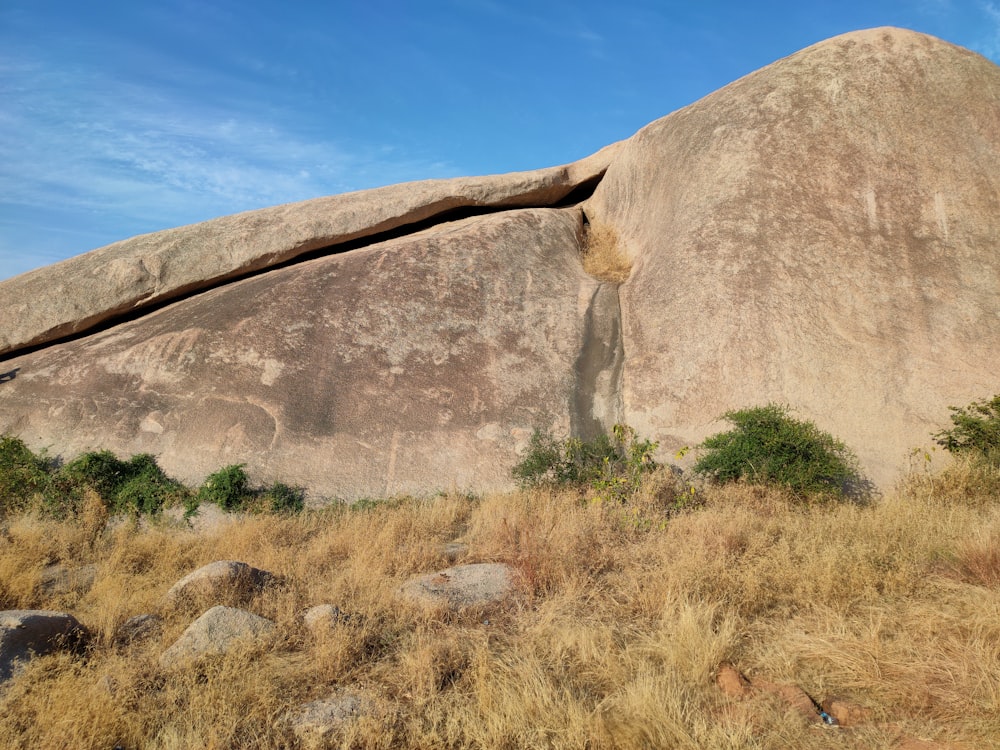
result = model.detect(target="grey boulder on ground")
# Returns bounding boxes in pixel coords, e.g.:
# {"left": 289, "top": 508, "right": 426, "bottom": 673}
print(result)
{"left": 0, "top": 143, "right": 619, "bottom": 359}
{"left": 159, "top": 605, "right": 275, "bottom": 668}
{"left": 163, "top": 560, "right": 275, "bottom": 609}
{"left": 114, "top": 613, "right": 163, "bottom": 646}
{"left": 399, "top": 562, "right": 515, "bottom": 611}
{"left": 0, "top": 610, "right": 89, "bottom": 683}
{"left": 286, "top": 691, "right": 375, "bottom": 744}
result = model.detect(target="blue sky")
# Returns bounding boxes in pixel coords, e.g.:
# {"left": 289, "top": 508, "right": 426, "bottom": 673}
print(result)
{"left": 2, "top": 1, "right": 999, "bottom": 281}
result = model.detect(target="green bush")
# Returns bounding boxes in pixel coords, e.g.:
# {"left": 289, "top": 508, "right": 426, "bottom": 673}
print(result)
{"left": 263, "top": 482, "right": 305, "bottom": 514}
{"left": 0, "top": 435, "right": 52, "bottom": 514}
{"left": 512, "top": 424, "right": 658, "bottom": 502}
{"left": 692, "top": 404, "right": 861, "bottom": 499}
{"left": 197, "top": 464, "right": 252, "bottom": 511}
{"left": 934, "top": 394, "right": 1000, "bottom": 466}
{"left": 57, "top": 450, "right": 183, "bottom": 515}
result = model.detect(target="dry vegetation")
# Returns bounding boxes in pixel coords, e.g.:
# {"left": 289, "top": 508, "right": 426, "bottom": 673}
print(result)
{"left": 1, "top": 460, "right": 1000, "bottom": 749}
{"left": 581, "top": 221, "right": 631, "bottom": 283}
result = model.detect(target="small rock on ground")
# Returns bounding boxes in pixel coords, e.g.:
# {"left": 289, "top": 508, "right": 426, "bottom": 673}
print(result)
{"left": 162, "top": 560, "right": 274, "bottom": 609}
{"left": 399, "top": 562, "right": 514, "bottom": 611}
{"left": 1, "top": 610, "right": 89, "bottom": 682}
{"left": 159, "top": 605, "right": 275, "bottom": 668}
{"left": 286, "top": 691, "right": 373, "bottom": 743}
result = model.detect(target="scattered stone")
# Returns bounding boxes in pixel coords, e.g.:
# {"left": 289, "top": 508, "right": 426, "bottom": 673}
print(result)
{"left": 163, "top": 560, "right": 274, "bottom": 609}
{"left": 715, "top": 663, "right": 752, "bottom": 699}
{"left": 286, "top": 691, "right": 373, "bottom": 743}
{"left": 159, "top": 605, "right": 275, "bottom": 668}
{"left": 399, "top": 562, "right": 515, "bottom": 611}
{"left": 0, "top": 610, "right": 89, "bottom": 683}
{"left": 38, "top": 563, "right": 98, "bottom": 596}
{"left": 114, "top": 613, "right": 162, "bottom": 646}
{"left": 303, "top": 604, "right": 350, "bottom": 633}
{"left": 821, "top": 696, "right": 873, "bottom": 728}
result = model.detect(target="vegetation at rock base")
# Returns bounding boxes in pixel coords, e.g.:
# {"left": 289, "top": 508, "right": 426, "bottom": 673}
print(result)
{"left": 513, "top": 424, "right": 659, "bottom": 499}
{"left": 0, "top": 438, "right": 305, "bottom": 520}
{"left": 0, "top": 461, "right": 998, "bottom": 748}
{"left": 693, "top": 404, "right": 864, "bottom": 500}
{"left": 934, "top": 393, "right": 1000, "bottom": 467}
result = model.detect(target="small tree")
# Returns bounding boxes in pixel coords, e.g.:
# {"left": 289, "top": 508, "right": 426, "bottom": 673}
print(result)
{"left": 693, "top": 404, "right": 861, "bottom": 499}
{"left": 933, "top": 394, "right": 1000, "bottom": 466}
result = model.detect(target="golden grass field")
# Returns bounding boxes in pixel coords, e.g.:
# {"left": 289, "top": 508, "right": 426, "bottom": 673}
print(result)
{"left": 1, "top": 458, "right": 999, "bottom": 749}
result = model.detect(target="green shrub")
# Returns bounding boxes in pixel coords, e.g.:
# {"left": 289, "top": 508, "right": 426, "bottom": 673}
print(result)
{"left": 933, "top": 394, "right": 1000, "bottom": 466}
{"left": 0, "top": 435, "right": 52, "bottom": 513}
{"left": 512, "top": 424, "right": 658, "bottom": 502}
{"left": 692, "top": 404, "right": 861, "bottom": 499}
{"left": 57, "top": 450, "right": 182, "bottom": 515}
{"left": 263, "top": 482, "right": 305, "bottom": 514}
{"left": 197, "top": 464, "right": 252, "bottom": 511}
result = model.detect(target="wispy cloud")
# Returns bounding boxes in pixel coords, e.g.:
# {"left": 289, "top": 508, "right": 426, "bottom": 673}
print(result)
{"left": 0, "top": 52, "right": 457, "bottom": 278}
{"left": 980, "top": 1, "right": 1000, "bottom": 60}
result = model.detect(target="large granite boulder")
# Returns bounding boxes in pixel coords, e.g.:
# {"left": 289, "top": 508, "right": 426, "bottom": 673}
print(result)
{"left": 0, "top": 144, "right": 619, "bottom": 358}
{"left": 584, "top": 27, "right": 1000, "bottom": 485}
{"left": 0, "top": 208, "right": 617, "bottom": 498}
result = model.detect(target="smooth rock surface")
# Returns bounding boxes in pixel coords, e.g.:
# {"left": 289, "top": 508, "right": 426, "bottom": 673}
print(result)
{"left": 0, "top": 208, "right": 608, "bottom": 498}
{"left": 585, "top": 27, "right": 1000, "bottom": 486}
{"left": 159, "top": 605, "right": 275, "bottom": 667}
{"left": 163, "top": 560, "right": 274, "bottom": 609}
{"left": 399, "top": 562, "right": 515, "bottom": 610}
{"left": 0, "top": 144, "right": 619, "bottom": 358}
{"left": 0, "top": 610, "right": 89, "bottom": 682}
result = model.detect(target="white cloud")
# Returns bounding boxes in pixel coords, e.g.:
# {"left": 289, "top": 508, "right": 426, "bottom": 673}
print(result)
{"left": 0, "top": 53, "right": 459, "bottom": 278}
{"left": 980, "top": 2, "right": 1000, "bottom": 60}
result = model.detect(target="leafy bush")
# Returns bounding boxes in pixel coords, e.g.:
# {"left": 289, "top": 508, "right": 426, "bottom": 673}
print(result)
{"left": 512, "top": 424, "right": 658, "bottom": 502}
{"left": 57, "top": 450, "right": 182, "bottom": 515}
{"left": 934, "top": 394, "right": 1000, "bottom": 466}
{"left": 263, "top": 482, "right": 305, "bottom": 514}
{"left": 0, "top": 435, "right": 52, "bottom": 514}
{"left": 197, "top": 464, "right": 251, "bottom": 511}
{"left": 692, "top": 404, "right": 861, "bottom": 499}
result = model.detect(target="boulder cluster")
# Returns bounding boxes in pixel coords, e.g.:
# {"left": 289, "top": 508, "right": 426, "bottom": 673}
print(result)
{"left": 0, "top": 556, "right": 514, "bottom": 743}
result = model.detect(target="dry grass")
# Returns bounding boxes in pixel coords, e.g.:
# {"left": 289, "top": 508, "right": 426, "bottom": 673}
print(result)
{"left": 1, "top": 471, "right": 999, "bottom": 748}
{"left": 581, "top": 221, "right": 631, "bottom": 283}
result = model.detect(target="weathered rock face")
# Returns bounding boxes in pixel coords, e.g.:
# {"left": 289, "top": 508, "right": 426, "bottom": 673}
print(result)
{"left": 0, "top": 27, "right": 998, "bottom": 493}
{"left": 0, "top": 208, "right": 614, "bottom": 497}
{"left": 584, "top": 27, "right": 1000, "bottom": 485}
{"left": 0, "top": 144, "right": 619, "bottom": 359}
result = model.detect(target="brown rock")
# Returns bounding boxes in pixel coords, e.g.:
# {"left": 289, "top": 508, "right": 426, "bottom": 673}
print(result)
{"left": 0, "top": 144, "right": 619, "bottom": 358}
{"left": 585, "top": 27, "right": 1000, "bottom": 487}
{"left": 821, "top": 696, "right": 873, "bottom": 727}
{"left": 715, "top": 663, "right": 752, "bottom": 698}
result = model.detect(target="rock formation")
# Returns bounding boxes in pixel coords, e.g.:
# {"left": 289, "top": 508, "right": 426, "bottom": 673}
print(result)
{"left": 1, "top": 27, "right": 998, "bottom": 493}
